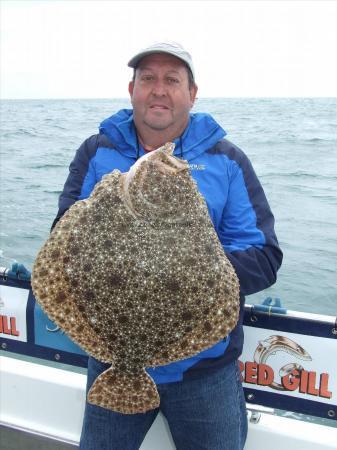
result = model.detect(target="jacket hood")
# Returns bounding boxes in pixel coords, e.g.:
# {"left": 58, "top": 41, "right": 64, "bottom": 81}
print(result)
{"left": 99, "top": 109, "right": 226, "bottom": 161}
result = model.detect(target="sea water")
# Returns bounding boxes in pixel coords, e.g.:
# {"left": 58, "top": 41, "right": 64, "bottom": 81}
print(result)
{"left": 1, "top": 98, "right": 336, "bottom": 316}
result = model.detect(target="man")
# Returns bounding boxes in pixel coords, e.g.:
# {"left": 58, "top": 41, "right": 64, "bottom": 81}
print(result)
{"left": 53, "top": 42, "right": 282, "bottom": 450}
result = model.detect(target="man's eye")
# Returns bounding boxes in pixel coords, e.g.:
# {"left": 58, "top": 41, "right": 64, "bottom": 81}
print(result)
{"left": 167, "top": 78, "right": 179, "bottom": 84}
{"left": 142, "top": 75, "right": 154, "bottom": 81}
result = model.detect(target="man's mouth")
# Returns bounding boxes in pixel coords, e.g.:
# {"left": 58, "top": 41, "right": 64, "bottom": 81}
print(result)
{"left": 149, "top": 104, "right": 169, "bottom": 110}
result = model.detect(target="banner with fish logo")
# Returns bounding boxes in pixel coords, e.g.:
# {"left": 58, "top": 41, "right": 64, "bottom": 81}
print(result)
{"left": 241, "top": 307, "right": 337, "bottom": 420}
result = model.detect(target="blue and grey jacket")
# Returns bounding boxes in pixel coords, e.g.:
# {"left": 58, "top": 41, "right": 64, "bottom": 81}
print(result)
{"left": 53, "top": 109, "right": 282, "bottom": 384}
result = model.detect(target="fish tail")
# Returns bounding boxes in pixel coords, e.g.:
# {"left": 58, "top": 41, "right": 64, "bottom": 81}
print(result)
{"left": 87, "top": 367, "right": 160, "bottom": 414}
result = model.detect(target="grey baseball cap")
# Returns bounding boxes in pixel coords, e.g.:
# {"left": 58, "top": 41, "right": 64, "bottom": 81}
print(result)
{"left": 128, "top": 41, "right": 195, "bottom": 80}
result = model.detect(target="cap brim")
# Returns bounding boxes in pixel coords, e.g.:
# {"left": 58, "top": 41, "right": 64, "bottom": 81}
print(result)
{"left": 128, "top": 49, "right": 194, "bottom": 79}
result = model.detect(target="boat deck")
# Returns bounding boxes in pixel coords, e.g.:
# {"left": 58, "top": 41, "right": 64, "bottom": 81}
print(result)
{"left": 0, "top": 425, "right": 77, "bottom": 450}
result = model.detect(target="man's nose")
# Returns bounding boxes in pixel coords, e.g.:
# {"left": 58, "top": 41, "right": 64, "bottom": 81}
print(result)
{"left": 151, "top": 79, "right": 167, "bottom": 96}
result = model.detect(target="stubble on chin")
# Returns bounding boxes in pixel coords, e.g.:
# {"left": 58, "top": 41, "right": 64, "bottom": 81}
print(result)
{"left": 142, "top": 110, "right": 174, "bottom": 131}
{"left": 143, "top": 120, "right": 174, "bottom": 131}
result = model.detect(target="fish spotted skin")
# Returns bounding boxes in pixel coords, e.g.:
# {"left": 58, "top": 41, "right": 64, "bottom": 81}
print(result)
{"left": 32, "top": 200, "right": 112, "bottom": 363}
{"left": 32, "top": 142, "right": 240, "bottom": 414}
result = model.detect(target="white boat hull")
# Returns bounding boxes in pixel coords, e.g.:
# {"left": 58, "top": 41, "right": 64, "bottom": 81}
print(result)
{"left": 1, "top": 355, "right": 336, "bottom": 449}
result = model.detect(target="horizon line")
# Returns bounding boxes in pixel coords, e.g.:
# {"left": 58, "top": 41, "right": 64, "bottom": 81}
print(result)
{"left": 2, "top": 95, "right": 337, "bottom": 101}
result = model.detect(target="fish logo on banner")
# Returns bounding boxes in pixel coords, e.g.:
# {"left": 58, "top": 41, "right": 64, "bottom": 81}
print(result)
{"left": 254, "top": 335, "right": 312, "bottom": 390}
{"left": 46, "top": 323, "right": 63, "bottom": 333}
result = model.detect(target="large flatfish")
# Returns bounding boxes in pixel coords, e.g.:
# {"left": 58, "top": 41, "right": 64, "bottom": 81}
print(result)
{"left": 31, "top": 142, "right": 240, "bottom": 414}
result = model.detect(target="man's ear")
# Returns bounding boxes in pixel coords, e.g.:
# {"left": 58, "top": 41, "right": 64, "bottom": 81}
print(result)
{"left": 128, "top": 81, "right": 134, "bottom": 98}
{"left": 190, "top": 84, "right": 198, "bottom": 107}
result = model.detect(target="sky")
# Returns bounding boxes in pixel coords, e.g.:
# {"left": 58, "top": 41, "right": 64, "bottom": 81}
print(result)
{"left": 1, "top": 0, "right": 337, "bottom": 99}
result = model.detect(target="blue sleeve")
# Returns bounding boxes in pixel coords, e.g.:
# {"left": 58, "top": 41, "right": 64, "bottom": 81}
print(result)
{"left": 218, "top": 144, "right": 283, "bottom": 296}
{"left": 51, "top": 134, "right": 99, "bottom": 229}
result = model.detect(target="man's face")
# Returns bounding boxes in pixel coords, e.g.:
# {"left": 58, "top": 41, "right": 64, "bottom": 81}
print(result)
{"left": 128, "top": 53, "right": 198, "bottom": 138}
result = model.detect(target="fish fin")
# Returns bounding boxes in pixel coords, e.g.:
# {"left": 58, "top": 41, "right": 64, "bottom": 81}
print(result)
{"left": 87, "top": 367, "right": 160, "bottom": 414}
